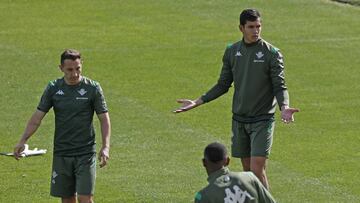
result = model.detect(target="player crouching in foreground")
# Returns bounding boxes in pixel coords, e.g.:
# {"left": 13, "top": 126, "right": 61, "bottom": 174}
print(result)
{"left": 195, "top": 142, "right": 276, "bottom": 203}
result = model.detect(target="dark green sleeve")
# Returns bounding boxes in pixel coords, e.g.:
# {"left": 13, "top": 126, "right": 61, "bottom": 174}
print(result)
{"left": 201, "top": 48, "right": 233, "bottom": 103}
{"left": 194, "top": 191, "right": 209, "bottom": 203}
{"left": 37, "top": 83, "right": 53, "bottom": 113}
{"left": 251, "top": 173, "right": 277, "bottom": 203}
{"left": 94, "top": 83, "right": 108, "bottom": 114}
{"left": 270, "top": 49, "right": 289, "bottom": 109}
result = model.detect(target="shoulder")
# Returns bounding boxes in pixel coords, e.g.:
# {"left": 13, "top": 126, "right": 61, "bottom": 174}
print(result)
{"left": 81, "top": 77, "right": 106, "bottom": 97}
{"left": 230, "top": 171, "right": 258, "bottom": 182}
{"left": 241, "top": 171, "right": 258, "bottom": 179}
{"left": 82, "top": 76, "right": 100, "bottom": 87}
{"left": 259, "top": 39, "right": 281, "bottom": 55}
{"left": 81, "top": 76, "right": 104, "bottom": 93}
{"left": 48, "top": 78, "right": 64, "bottom": 86}
{"left": 225, "top": 40, "right": 242, "bottom": 51}
{"left": 223, "top": 41, "right": 242, "bottom": 59}
{"left": 194, "top": 186, "right": 211, "bottom": 202}
{"left": 44, "top": 78, "right": 63, "bottom": 90}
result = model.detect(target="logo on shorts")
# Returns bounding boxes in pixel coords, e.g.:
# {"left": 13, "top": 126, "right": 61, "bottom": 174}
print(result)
{"left": 52, "top": 171, "right": 58, "bottom": 184}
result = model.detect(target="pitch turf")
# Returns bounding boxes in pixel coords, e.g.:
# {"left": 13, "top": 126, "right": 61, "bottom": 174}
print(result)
{"left": 0, "top": 0, "right": 359, "bottom": 202}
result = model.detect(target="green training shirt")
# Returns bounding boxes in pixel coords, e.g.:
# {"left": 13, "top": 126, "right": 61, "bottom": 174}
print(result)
{"left": 201, "top": 39, "right": 289, "bottom": 122}
{"left": 194, "top": 167, "right": 276, "bottom": 203}
{"left": 37, "top": 76, "right": 108, "bottom": 156}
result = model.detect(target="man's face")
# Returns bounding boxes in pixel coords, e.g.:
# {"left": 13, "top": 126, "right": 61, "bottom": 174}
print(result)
{"left": 59, "top": 58, "right": 82, "bottom": 85}
{"left": 239, "top": 18, "right": 261, "bottom": 43}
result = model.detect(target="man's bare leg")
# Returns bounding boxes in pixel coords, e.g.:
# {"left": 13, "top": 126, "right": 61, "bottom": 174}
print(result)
{"left": 241, "top": 157, "right": 251, "bottom": 171}
{"left": 250, "top": 156, "right": 269, "bottom": 189}
{"left": 78, "top": 195, "right": 94, "bottom": 203}
{"left": 62, "top": 196, "right": 76, "bottom": 203}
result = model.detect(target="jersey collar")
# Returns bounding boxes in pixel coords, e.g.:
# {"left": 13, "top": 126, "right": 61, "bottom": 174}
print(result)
{"left": 207, "top": 166, "right": 230, "bottom": 183}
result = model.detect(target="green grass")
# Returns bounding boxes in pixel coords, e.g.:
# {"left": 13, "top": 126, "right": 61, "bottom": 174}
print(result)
{"left": 1, "top": 0, "right": 359, "bottom": 202}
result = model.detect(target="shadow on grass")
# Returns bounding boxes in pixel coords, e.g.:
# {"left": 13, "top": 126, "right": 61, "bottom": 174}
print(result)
{"left": 331, "top": 0, "right": 360, "bottom": 6}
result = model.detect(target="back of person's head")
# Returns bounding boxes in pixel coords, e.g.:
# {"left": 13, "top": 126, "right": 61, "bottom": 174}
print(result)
{"left": 60, "top": 49, "right": 81, "bottom": 65}
{"left": 239, "top": 8, "right": 261, "bottom": 26}
{"left": 204, "top": 142, "right": 228, "bottom": 163}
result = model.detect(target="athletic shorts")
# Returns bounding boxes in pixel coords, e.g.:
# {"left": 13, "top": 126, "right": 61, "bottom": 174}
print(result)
{"left": 231, "top": 119, "right": 275, "bottom": 158}
{"left": 50, "top": 153, "right": 96, "bottom": 197}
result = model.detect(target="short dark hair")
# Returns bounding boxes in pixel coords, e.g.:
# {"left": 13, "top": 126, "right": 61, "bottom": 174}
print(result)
{"left": 239, "top": 8, "right": 261, "bottom": 26}
{"left": 60, "top": 49, "right": 81, "bottom": 64}
{"left": 204, "top": 142, "right": 227, "bottom": 163}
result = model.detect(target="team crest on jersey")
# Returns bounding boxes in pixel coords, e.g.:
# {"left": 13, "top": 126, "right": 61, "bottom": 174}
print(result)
{"left": 78, "top": 88, "right": 87, "bottom": 96}
{"left": 254, "top": 51, "right": 265, "bottom": 63}
{"left": 256, "top": 51, "right": 264, "bottom": 59}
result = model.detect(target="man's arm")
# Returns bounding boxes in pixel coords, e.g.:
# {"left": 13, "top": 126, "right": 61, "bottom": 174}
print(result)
{"left": 97, "top": 112, "right": 111, "bottom": 168}
{"left": 270, "top": 49, "right": 299, "bottom": 123}
{"left": 174, "top": 47, "right": 233, "bottom": 113}
{"left": 14, "top": 110, "right": 46, "bottom": 160}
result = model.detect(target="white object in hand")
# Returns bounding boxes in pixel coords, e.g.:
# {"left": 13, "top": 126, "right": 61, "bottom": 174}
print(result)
{"left": 20, "top": 144, "right": 47, "bottom": 157}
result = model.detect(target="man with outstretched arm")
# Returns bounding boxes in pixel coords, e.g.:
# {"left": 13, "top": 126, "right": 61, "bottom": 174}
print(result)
{"left": 175, "top": 9, "right": 299, "bottom": 189}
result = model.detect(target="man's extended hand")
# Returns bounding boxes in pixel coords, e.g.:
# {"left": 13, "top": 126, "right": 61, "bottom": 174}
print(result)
{"left": 281, "top": 106, "right": 300, "bottom": 124}
{"left": 14, "top": 142, "right": 26, "bottom": 160}
{"left": 98, "top": 146, "right": 110, "bottom": 168}
{"left": 173, "top": 98, "right": 203, "bottom": 113}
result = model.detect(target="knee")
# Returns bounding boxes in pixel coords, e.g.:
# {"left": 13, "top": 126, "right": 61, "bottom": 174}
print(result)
{"left": 61, "top": 196, "right": 76, "bottom": 203}
{"left": 241, "top": 158, "right": 251, "bottom": 171}
{"left": 78, "top": 195, "right": 93, "bottom": 203}
{"left": 250, "top": 164, "right": 266, "bottom": 178}
{"left": 250, "top": 157, "right": 267, "bottom": 175}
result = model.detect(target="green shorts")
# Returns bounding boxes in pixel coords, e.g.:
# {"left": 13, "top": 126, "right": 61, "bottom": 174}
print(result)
{"left": 231, "top": 119, "right": 275, "bottom": 158}
{"left": 50, "top": 153, "right": 96, "bottom": 197}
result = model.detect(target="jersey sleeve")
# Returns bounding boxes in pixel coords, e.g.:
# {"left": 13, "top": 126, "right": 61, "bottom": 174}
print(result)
{"left": 94, "top": 83, "right": 108, "bottom": 114}
{"left": 269, "top": 49, "right": 289, "bottom": 109}
{"left": 201, "top": 47, "right": 233, "bottom": 103}
{"left": 194, "top": 191, "right": 209, "bottom": 203}
{"left": 37, "top": 83, "right": 54, "bottom": 113}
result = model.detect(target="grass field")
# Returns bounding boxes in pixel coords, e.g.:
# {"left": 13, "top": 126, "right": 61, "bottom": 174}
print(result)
{"left": 0, "top": 0, "right": 359, "bottom": 202}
